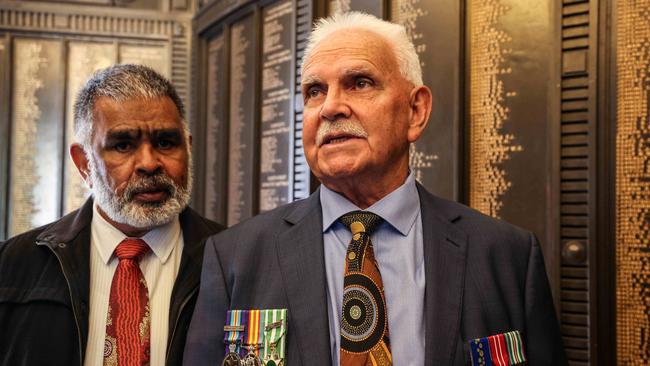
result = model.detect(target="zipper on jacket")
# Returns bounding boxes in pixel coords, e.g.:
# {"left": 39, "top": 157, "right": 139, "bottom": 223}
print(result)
{"left": 40, "top": 241, "right": 84, "bottom": 366}
{"left": 165, "top": 286, "right": 198, "bottom": 363}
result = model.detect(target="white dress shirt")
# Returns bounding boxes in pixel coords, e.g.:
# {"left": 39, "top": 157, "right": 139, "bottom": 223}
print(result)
{"left": 84, "top": 204, "right": 184, "bottom": 366}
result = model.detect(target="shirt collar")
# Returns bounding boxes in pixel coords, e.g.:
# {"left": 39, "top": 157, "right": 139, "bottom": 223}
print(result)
{"left": 320, "top": 171, "right": 420, "bottom": 236}
{"left": 91, "top": 203, "right": 181, "bottom": 265}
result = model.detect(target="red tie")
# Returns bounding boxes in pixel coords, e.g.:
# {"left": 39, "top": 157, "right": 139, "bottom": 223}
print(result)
{"left": 104, "top": 238, "right": 151, "bottom": 366}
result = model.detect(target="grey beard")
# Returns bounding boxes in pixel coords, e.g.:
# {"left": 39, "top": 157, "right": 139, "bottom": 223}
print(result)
{"left": 87, "top": 154, "right": 193, "bottom": 229}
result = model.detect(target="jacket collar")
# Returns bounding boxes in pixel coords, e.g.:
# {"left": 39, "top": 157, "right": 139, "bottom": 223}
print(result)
{"left": 416, "top": 183, "right": 468, "bottom": 365}
{"left": 35, "top": 198, "right": 94, "bottom": 364}
{"left": 276, "top": 189, "right": 333, "bottom": 365}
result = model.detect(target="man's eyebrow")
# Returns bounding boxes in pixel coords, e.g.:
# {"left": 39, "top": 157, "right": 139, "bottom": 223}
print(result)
{"left": 105, "top": 129, "right": 139, "bottom": 140}
{"left": 301, "top": 75, "right": 322, "bottom": 86}
{"left": 152, "top": 128, "right": 184, "bottom": 139}
{"left": 341, "top": 67, "right": 375, "bottom": 78}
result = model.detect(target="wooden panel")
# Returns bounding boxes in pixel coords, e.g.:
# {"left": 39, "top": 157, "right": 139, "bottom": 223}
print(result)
{"left": 227, "top": 12, "right": 258, "bottom": 226}
{"left": 329, "top": 0, "right": 385, "bottom": 17}
{"left": 292, "top": 0, "right": 314, "bottom": 200}
{"left": 615, "top": 0, "right": 650, "bottom": 364}
{"left": 203, "top": 31, "right": 228, "bottom": 224}
{"left": 63, "top": 41, "right": 117, "bottom": 214}
{"left": 0, "top": 35, "right": 8, "bottom": 240}
{"left": 392, "top": 0, "right": 460, "bottom": 200}
{"left": 466, "top": 0, "right": 553, "bottom": 250}
{"left": 119, "top": 42, "right": 171, "bottom": 78}
{"left": 8, "top": 38, "right": 65, "bottom": 237}
{"left": 558, "top": 0, "right": 596, "bottom": 363}
{"left": 258, "top": 0, "right": 295, "bottom": 212}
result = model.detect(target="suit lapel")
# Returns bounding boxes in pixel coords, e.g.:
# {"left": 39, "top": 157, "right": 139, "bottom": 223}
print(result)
{"left": 276, "top": 193, "right": 332, "bottom": 365}
{"left": 417, "top": 185, "right": 468, "bottom": 365}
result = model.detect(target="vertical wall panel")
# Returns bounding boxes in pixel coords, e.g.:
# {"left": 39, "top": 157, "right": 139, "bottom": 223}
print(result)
{"left": 558, "top": 0, "right": 599, "bottom": 363}
{"left": 329, "top": 0, "right": 385, "bottom": 17}
{"left": 8, "top": 38, "right": 65, "bottom": 237}
{"left": 392, "top": 0, "right": 461, "bottom": 200}
{"left": 119, "top": 43, "right": 171, "bottom": 78}
{"left": 259, "top": 0, "right": 295, "bottom": 212}
{"left": 204, "top": 31, "right": 228, "bottom": 224}
{"left": 63, "top": 41, "right": 117, "bottom": 214}
{"left": 0, "top": 35, "right": 8, "bottom": 239}
{"left": 615, "top": 0, "right": 650, "bottom": 363}
{"left": 292, "top": 0, "right": 320, "bottom": 199}
{"left": 227, "top": 13, "right": 258, "bottom": 226}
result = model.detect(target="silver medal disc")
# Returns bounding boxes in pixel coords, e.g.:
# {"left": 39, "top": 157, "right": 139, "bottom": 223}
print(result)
{"left": 221, "top": 352, "right": 242, "bottom": 366}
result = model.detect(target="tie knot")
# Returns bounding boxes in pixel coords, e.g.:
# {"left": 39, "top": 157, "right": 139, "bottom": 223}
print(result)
{"left": 115, "top": 238, "right": 149, "bottom": 261}
{"left": 339, "top": 211, "right": 383, "bottom": 235}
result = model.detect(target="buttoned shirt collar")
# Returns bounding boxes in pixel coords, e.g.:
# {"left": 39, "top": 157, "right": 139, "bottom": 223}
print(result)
{"left": 320, "top": 171, "right": 419, "bottom": 236}
{"left": 92, "top": 203, "right": 180, "bottom": 265}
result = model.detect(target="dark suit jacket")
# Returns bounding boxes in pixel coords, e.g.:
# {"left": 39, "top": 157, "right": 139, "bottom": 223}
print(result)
{"left": 0, "top": 198, "right": 223, "bottom": 366}
{"left": 184, "top": 185, "right": 566, "bottom": 365}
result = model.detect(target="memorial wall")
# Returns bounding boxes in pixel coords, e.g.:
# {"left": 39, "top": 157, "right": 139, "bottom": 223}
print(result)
{"left": 192, "top": 0, "right": 315, "bottom": 224}
{"left": 191, "top": 0, "right": 642, "bottom": 364}
{"left": 1, "top": 0, "right": 647, "bottom": 363}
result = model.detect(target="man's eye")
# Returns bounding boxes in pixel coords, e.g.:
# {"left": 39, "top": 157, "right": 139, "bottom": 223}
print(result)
{"left": 307, "top": 86, "right": 323, "bottom": 99}
{"left": 114, "top": 142, "right": 132, "bottom": 152}
{"left": 355, "top": 78, "right": 372, "bottom": 89}
{"left": 157, "top": 139, "right": 176, "bottom": 149}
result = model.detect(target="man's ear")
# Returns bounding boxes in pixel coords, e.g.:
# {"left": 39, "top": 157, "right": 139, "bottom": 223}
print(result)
{"left": 70, "top": 143, "right": 92, "bottom": 188}
{"left": 407, "top": 85, "right": 433, "bottom": 143}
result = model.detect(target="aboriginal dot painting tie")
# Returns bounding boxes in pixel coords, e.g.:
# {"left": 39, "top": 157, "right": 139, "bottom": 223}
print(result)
{"left": 339, "top": 211, "right": 392, "bottom": 366}
{"left": 104, "top": 238, "right": 151, "bottom": 366}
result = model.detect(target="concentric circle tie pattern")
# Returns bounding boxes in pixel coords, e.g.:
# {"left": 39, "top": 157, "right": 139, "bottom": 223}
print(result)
{"left": 339, "top": 211, "right": 392, "bottom": 366}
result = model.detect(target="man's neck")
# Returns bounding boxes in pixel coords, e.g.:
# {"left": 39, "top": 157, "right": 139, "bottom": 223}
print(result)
{"left": 321, "top": 168, "right": 409, "bottom": 209}
{"left": 97, "top": 207, "right": 151, "bottom": 238}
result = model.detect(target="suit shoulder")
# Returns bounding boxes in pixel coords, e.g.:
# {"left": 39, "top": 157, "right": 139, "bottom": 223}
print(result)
{"left": 422, "top": 192, "right": 533, "bottom": 249}
{"left": 206, "top": 198, "right": 310, "bottom": 248}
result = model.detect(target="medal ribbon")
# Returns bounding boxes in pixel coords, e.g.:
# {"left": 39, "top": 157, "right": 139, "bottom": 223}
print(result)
{"left": 245, "top": 309, "right": 265, "bottom": 355}
{"left": 262, "top": 309, "right": 287, "bottom": 360}
{"left": 224, "top": 309, "right": 248, "bottom": 356}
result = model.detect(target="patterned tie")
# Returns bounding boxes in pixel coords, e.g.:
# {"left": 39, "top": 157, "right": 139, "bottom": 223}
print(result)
{"left": 104, "top": 238, "right": 151, "bottom": 366}
{"left": 339, "top": 211, "right": 392, "bottom": 366}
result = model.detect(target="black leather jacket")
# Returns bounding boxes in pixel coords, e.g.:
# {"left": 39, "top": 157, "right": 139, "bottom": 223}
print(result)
{"left": 0, "top": 199, "right": 223, "bottom": 366}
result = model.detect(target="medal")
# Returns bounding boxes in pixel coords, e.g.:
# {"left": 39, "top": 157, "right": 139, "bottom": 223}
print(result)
{"left": 242, "top": 310, "right": 265, "bottom": 366}
{"left": 242, "top": 349, "right": 263, "bottom": 366}
{"left": 263, "top": 343, "right": 281, "bottom": 366}
{"left": 262, "top": 310, "right": 287, "bottom": 366}
{"left": 221, "top": 343, "right": 242, "bottom": 366}
{"left": 223, "top": 310, "right": 248, "bottom": 365}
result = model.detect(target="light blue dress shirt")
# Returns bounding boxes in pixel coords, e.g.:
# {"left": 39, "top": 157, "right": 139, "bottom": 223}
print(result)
{"left": 320, "top": 172, "right": 425, "bottom": 366}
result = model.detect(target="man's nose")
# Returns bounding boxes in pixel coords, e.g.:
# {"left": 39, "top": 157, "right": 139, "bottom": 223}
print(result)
{"left": 320, "top": 88, "right": 351, "bottom": 121}
{"left": 134, "top": 143, "right": 162, "bottom": 176}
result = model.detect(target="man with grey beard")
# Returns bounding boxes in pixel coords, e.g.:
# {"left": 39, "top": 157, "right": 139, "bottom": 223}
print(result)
{"left": 0, "top": 64, "right": 223, "bottom": 366}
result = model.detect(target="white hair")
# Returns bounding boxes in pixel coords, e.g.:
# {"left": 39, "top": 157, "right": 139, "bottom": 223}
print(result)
{"left": 301, "top": 11, "right": 423, "bottom": 86}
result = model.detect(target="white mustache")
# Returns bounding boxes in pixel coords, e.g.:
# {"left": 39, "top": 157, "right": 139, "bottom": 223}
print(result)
{"left": 316, "top": 120, "right": 368, "bottom": 146}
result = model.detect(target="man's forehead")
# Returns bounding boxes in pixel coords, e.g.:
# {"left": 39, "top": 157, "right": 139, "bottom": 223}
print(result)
{"left": 303, "top": 28, "right": 397, "bottom": 78}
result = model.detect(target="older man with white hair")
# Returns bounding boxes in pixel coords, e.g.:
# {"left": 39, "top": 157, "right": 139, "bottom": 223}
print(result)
{"left": 0, "top": 64, "right": 223, "bottom": 366}
{"left": 185, "top": 12, "right": 566, "bottom": 366}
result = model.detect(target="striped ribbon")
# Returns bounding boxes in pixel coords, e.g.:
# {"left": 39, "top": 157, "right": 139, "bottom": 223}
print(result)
{"left": 262, "top": 309, "right": 288, "bottom": 361}
{"left": 245, "top": 309, "right": 266, "bottom": 355}
{"left": 224, "top": 309, "right": 248, "bottom": 356}
{"left": 469, "top": 330, "right": 526, "bottom": 366}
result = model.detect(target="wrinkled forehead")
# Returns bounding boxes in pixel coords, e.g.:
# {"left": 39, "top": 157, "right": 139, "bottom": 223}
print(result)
{"left": 302, "top": 28, "right": 399, "bottom": 76}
